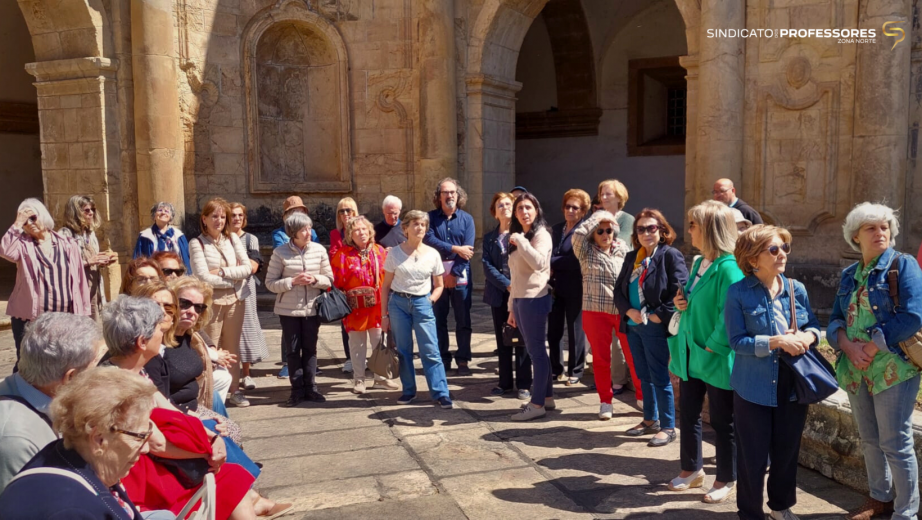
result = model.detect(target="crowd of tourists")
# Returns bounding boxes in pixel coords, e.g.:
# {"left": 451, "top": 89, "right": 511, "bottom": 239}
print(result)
{"left": 0, "top": 178, "right": 918, "bottom": 520}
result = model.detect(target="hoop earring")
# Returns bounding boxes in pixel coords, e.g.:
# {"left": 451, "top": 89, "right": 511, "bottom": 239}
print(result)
{"left": 659, "top": 235, "right": 666, "bottom": 244}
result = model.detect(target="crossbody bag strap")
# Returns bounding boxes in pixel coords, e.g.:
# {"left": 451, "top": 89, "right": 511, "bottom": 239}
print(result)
{"left": 788, "top": 278, "right": 797, "bottom": 332}
{"left": 888, "top": 255, "right": 902, "bottom": 308}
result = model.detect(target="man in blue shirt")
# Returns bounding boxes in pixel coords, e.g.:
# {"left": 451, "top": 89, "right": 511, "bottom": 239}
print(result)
{"left": 425, "top": 178, "right": 476, "bottom": 375}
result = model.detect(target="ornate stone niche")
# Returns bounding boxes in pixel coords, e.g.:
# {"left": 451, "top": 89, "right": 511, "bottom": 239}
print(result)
{"left": 243, "top": 0, "right": 352, "bottom": 193}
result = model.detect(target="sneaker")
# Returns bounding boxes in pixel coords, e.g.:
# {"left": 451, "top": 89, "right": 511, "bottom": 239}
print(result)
{"left": 342, "top": 360, "right": 353, "bottom": 373}
{"left": 844, "top": 498, "right": 894, "bottom": 520}
{"left": 599, "top": 402, "right": 613, "bottom": 420}
{"left": 611, "top": 385, "right": 626, "bottom": 395}
{"left": 283, "top": 395, "right": 302, "bottom": 408}
{"left": 702, "top": 481, "right": 736, "bottom": 503}
{"left": 517, "top": 389, "right": 531, "bottom": 401}
{"left": 456, "top": 364, "right": 472, "bottom": 376}
{"left": 305, "top": 390, "right": 326, "bottom": 402}
{"left": 376, "top": 379, "right": 399, "bottom": 390}
{"left": 352, "top": 380, "right": 366, "bottom": 395}
{"left": 241, "top": 376, "right": 256, "bottom": 390}
{"left": 668, "top": 469, "right": 706, "bottom": 491}
{"left": 511, "top": 403, "right": 547, "bottom": 421}
{"left": 278, "top": 365, "right": 289, "bottom": 379}
{"left": 769, "top": 509, "right": 799, "bottom": 520}
{"left": 437, "top": 397, "right": 453, "bottom": 409}
{"left": 491, "top": 387, "right": 508, "bottom": 396}
{"left": 227, "top": 392, "right": 250, "bottom": 408}
{"left": 397, "top": 394, "right": 416, "bottom": 405}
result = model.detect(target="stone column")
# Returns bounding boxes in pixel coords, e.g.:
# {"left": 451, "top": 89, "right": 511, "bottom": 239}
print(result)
{"left": 851, "top": 1, "right": 911, "bottom": 228}
{"left": 418, "top": 0, "right": 458, "bottom": 204}
{"left": 131, "top": 0, "right": 184, "bottom": 228}
{"left": 679, "top": 55, "right": 699, "bottom": 213}
{"left": 26, "top": 57, "right": 124, "bottom": 297}
{"left": 693, "top": 0, "right": 744, "bottom": 202}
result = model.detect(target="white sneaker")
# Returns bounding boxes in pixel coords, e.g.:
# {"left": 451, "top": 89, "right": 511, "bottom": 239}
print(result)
{"left": 352, "top": 380, "right": 366, "bottom": 394}
{"left": 241, "top": 376, "right": 256, "bottom": 390}
{"left": 342, "top": 359, "right": 353, "bottom": 373}
{"left": 227, "top": 392, "right": 250, "bottom": 407}
{"left": 599, "top": 403, "right": 613, "bottom": 420}
{"left": 511, "top": 403, "right": 547, "bottom": 421}
{"left": 769, "top": 509, "right": 799, "bottom": 520}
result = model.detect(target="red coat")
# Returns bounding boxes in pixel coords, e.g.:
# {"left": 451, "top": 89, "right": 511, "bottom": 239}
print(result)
{"left": 331, "top": 244, "right": 386, "bottom": 332}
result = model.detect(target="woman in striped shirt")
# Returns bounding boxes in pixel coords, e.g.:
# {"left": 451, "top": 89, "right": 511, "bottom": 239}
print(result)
{"left": 0, "top": 198, "right": 90, "bottom": 368}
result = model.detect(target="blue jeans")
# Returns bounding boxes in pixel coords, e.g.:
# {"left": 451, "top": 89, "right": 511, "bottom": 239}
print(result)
{"left": 433, "top": 275, "right": 472, "bottom": 367}
{"left": 626, "top": 321, "right": 675, "bottom": 429}
{"left": 389, "top": 293, "right": 450, "bottom": 400}
{"left": 211, "top": 390, "right": 228, "bottom": 417}
{"left": 513, "top": 294, "right": 553, "bottom": 406}
{"left": 201, "top": 419, "right": 261, "bottom": 479}
{"left": 847, "top": 375, "right": 920, "bottom": 520}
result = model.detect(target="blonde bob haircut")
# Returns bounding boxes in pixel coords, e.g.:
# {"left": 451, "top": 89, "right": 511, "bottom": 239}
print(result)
{"left": 168, "top": 276, "right": 214, "bottom": 332}
{"left": 51, "top": 366, "right": 156, "bottom": 450}
{"left": 335, "top": 197, "right": 358, "bottom": 230}
{"left": 842, "top": 202, "right": 899, "bottom": 253}
{"left": 561, "top": 189, "right": 591, "bottom": 214}
{"left": 734, "top": 224, "right": 793, "bottom": 276}
{"left": 597, "top": 180, "right": 629, "bottom": 211}
{"left": 688, "top": 200, "right": 738, "bottom": 259}
{"left": 401, "top": 210, "right": 430, "bottom": 234}
{"left": 343, "top": 215, "right": 376, "bottom": 248}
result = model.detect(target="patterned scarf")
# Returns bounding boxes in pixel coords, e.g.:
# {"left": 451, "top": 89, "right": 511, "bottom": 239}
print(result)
{"left": 152, "top": 225, "right": 177, "bottom": 252}
{"left": 630, "top": 247, "right": 655, "bottom": 313}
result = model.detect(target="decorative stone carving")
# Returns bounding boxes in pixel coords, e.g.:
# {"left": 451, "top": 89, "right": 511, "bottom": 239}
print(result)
{"left": 243, "top": 0, "right": 352, "bottom": 193}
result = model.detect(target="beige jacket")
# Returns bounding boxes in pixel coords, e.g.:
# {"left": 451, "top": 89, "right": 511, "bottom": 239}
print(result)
{"left": 508, "top": 227, "right": 552, "bottom": 310}
{"left": 265, "top": 241, "right": 333, "bottom": 317}
{"left": 189, "top": 233, "right": 252, "bottom": 304}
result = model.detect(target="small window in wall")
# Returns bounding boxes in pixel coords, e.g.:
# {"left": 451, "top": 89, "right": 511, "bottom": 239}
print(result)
{"left": 628, "top": 57, "right": 686, "bottom": 156}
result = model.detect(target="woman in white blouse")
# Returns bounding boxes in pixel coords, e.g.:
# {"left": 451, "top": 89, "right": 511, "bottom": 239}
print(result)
{"left": 189, "top": 197, "right": 253, "bottom": 407}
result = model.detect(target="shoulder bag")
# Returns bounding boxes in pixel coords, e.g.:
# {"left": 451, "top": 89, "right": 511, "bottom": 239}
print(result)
{"left": 345, "top": 249, "right": 379, "bottom": 310}
{"left": 886, "top": 255, "right": 922, "bottom": 370}
{"left": 316, "top": 286, "right": 352, "bottom": 323}
{"left": 368, "top": 332, "right": 399, "bottom": 379}
{"left": 779, "top": 278, "right": 838, "bottom": 405}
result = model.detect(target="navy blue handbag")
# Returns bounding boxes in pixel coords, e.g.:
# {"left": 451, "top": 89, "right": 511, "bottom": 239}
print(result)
{"left": 779, "top": 279, "right": 838, "bottom": 405}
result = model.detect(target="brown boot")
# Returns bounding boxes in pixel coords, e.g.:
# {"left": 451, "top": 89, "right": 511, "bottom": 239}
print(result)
{"left": 844, "top": 497, "right": 893, "bottom": 520}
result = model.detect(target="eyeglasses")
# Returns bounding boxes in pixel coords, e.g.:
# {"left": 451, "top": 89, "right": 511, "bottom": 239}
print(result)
{"left": 712, "top": 187, "right": 731, "bottom": 195}
{"left": 636, "top": 225, "right": 661, "bottom": 235}
{"left": 338, "top": 209, "right": 354, "bottom": 215}
{"left": 765, "top": 243, "right": 792, "bottom": 256}
{"left": 179, "top": 297, "right": 208, "bottom": 314}
{"left": 161, "top": 268, "right": 185, "bottom": 277}
{"left": 112, "top": 419, "right": 154, "bottom": 443}
{"left": 440, "top": 190, "right": 457, "bottom": 196}
{"left": 564, "top": 205, "right": 582, "bottom": 212}
{"left": 595, "top": 228, "right": 614, "bottom": 236}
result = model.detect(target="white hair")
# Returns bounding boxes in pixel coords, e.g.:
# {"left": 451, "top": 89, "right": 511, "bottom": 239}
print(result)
{"left": 18, "top": 313, "right": 102, "bottom": 387}
{"left": 842, "top": 202, "right": 899, "bottom": 252}
{"left": 284, "top": 211, "right": 313, "bottom": 238}
{"left": 101, "top": 295, "right": 164, "bottom": 358}
{"left": 18, "top": 198, "right": 55, "bottom": 231}
{"left": 382, "top": 195, "right": 402, "bottom": 210}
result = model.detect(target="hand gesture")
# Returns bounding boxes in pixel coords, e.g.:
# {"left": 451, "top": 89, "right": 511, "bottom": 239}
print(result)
{"left": 444, "top": 274, "right": 458, "bottom": 289}
{"left": 507, "top": 312, "right": 517, "bottom": 328}
{"left": 215, "top": 349, "right": 237, "bottom": 368}
{"left": 673, "top": 292, "right": 688, "bottom": 312}
{"left": 773, "top": 333, "right": 809, "bottom": 357}
{"left": 207, "top": 436, "right": 227, "bottom": 472}
{"left": 452, "top": 245, "right": 475, "bottom": 260}
{"left": 15, "top": 208, "right": 35, "bottom": 230}
{"left": 626, "top": 309, "right": 644, "bottom": 324}
{"left": 509, "top": 233, "right": 525, "bottom": 248}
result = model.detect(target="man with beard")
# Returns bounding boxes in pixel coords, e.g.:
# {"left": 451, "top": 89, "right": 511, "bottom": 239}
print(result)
{"left": 425, "top": 178, "right": 476, "bottom": 376}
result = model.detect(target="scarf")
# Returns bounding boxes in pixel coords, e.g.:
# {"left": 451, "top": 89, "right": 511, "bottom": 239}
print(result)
{"left": 630, "top": 247, "right": 655, "bottom": 314}
{"left": 152, "top": 225, "right": 177, "bottom": 252}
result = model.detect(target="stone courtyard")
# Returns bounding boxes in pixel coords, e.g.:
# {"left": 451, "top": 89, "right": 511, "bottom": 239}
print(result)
{"left": 0, "top": 300, "right": 875, "bottom": 519}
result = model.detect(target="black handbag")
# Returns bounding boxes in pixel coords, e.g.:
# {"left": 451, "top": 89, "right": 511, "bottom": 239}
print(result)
{"left": 150, "top": 455, "right": 210, "bottom": 489}
{"left": 779, "top": 278, "right": 838, "bottom": 405}
{"left": 315, "top": 286, "right": 352, "bottom": 323}
{"left": 502, "top": 323, "right": 524, "bottom": 347}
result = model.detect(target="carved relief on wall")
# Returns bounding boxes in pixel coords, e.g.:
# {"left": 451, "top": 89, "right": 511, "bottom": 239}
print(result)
{"left": 754, "top": 49, "right": 840, "bottom": 235}
{"left": 243, "top": 0, "right": 353, "bottom": 193}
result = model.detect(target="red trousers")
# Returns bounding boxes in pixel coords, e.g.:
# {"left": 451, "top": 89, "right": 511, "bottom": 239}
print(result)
{"left": 582, "top": 311, "right": 642, "bottom": 403}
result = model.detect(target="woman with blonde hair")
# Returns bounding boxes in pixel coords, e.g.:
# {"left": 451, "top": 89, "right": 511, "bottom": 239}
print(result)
{"left": 58, "top": 195, "right": 116, "bottom": 320}
{"left": 597, "top": 179, "right": 634, "bottom": 245}
{"left": 330, "top": 196, "right": 359, "bottom": 373}
{"left": 667, "top": 201, "right": 744, "bottom": 503}
{"left": 189, "top": 197, "right": 253, "bottom": 408}
{"left": 332, "top": 215, "right": 398, "bottom": 393}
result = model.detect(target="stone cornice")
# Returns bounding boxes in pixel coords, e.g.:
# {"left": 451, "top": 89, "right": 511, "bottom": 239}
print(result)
{"left": 26, "top": 57, "right": 118, "bottom": 82}
{"left": 465, "top": 73, "right": 523, "bottom": 100}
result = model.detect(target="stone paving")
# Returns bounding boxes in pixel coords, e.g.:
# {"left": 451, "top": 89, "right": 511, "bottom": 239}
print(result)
{"left": 0, "top": 301, "right": 875, "bottom": 519}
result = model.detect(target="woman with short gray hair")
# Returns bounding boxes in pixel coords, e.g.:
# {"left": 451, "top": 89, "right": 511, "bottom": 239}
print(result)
{"left": 266, "top": 211, "right": 334, "bottom": 407}
{"left": 1, "top": 198, "right": 91, "bottom": 366}
{"left": 101, "top": 295, "right": 165, "bottom": 364}
{"left": 133, "top": 201, "right": 192, "bottom": 272}
{"left": 828, "top": 202, "right": 922, "bottom": 520}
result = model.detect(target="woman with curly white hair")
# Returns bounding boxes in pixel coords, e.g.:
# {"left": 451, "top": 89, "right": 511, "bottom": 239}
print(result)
{"left": 133, "top": 201, "right": 192, "bottom": 272}
{"left": 828, "top": 202, "right": 922, "bottom": 520}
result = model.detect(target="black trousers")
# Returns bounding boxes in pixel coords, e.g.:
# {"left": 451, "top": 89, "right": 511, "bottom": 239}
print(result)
{"left": 491, "top": 297, "right": 532, "bottom": 391}
{"left": 735, "top": 363, "right": 808, "bottom": 519}
{"left": 280, "top": 315, "right": 322, "bottom": 397}
{"left": 547, "top": 292, "right": 586, "bottom": 378}
{"left": 679, "top": 376, "right": 736, "bottom": 483}
{"left": 341, "top": 321, "right": 351, "bottom": 360}
{"left": 11, "top": 317, "right": 28, "bottom": 373}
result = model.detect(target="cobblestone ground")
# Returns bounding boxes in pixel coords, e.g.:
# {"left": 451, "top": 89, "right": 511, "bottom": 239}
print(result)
{"left": 0, "top": 301, "right": 872, "bottom": 519}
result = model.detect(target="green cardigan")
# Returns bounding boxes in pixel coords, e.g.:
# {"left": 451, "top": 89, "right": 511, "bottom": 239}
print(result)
{"left": 667, "top": 253, "right": 745, "bottom": 390}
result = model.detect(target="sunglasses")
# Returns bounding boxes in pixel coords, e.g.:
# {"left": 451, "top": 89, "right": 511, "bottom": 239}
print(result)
{"left": 112, "top": 419, "right": 154, "bottom": 443}
{"left": 564, "top": 205, "right": 582, "bottom": 212}
{"left": 636, "top": 225, "right": 661, "bottom": 235}
{"left": 765, "top": 243, "right": 792, "bottom": 256}
{"left": 82, "top": 207, "right": 95, "bottom": 214}
{"left": 179, "top": 297, "right": 208, "bottom": 314}
{"left": 26, "top": 215, "right": 37, "bottom": 224}
{"left": 595, "top": 228, "right": 614, "bottom": 236}
{"left": 338, "top": 209, "right": 354, "bottom": 215}
{"left": 162, "top": 268, "right": 185, "bottom": 277}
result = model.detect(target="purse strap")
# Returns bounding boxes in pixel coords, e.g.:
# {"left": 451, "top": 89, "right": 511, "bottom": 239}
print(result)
{"left": 887, "top": 255, "right": 905, "bottom": 308}
{"left": 787, "top": 277, "right": 796, "bottom": 333}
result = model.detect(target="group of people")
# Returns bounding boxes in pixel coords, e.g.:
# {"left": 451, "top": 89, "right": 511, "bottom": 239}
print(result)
{"left": 0, "top": 176, "right": 919, "bottom": 520}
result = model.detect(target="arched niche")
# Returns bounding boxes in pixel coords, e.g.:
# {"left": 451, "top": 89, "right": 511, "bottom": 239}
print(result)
{"left": 243, "top": 0, "right": 352, "bottom": 194}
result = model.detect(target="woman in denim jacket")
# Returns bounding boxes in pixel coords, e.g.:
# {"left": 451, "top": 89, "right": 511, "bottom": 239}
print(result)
{"left": 724, "top": 225, "right": 821, "bottom": 520}
{"left": 827, "top": 203, "right": 922, "bottom": 520}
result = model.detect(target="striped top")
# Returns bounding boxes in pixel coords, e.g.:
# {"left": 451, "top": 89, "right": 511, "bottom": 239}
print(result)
{"left": 33, "top": 239, "right": 74, "bottom": 313}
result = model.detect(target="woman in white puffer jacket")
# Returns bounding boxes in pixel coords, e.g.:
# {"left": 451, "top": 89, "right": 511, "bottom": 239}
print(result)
{"left": 265, "top": 211, "right": 333, "bottom": 407}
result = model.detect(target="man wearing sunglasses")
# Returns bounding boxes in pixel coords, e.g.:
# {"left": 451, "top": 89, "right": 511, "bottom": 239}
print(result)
{"left": 712, "top": 179, "right": 763, "bottom": 225}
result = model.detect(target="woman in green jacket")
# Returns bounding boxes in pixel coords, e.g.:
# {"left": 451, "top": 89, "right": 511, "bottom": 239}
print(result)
{"left": 667, "top": 201, "right": 744, "bottom": 504}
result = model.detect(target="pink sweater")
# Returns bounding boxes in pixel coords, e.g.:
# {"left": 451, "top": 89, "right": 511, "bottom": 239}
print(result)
{"left": 508, "top": 227, "right": 552, "bottom": 310}
{"left": 1, "top": 226, "right": 91, "bottom": 320}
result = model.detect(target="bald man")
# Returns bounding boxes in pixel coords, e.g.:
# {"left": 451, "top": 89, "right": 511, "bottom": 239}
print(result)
{"left": 712, "top": 179, "right": 763, "bottom": 225}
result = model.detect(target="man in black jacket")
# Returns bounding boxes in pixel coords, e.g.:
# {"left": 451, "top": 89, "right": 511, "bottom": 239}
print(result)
{"left": 712, "top": 178, "right": 763, "bottom": 225}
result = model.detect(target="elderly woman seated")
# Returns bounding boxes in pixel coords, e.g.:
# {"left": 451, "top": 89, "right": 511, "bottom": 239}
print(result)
{"left": 0, "top": 366, "right": 157, "bottom": 519}
{"left": 0, "top": 312, "right": 106, "bottom": 492}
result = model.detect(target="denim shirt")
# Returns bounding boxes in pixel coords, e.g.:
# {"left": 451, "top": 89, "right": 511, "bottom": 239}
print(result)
{"left": 724, "top": 274, "right": 821, "bottom": 407}
{"left": 827, "top": 248, "right": 922, "bottom": 360}
{"left": 424, "top": 208, "right": 476, "bottom": 277}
